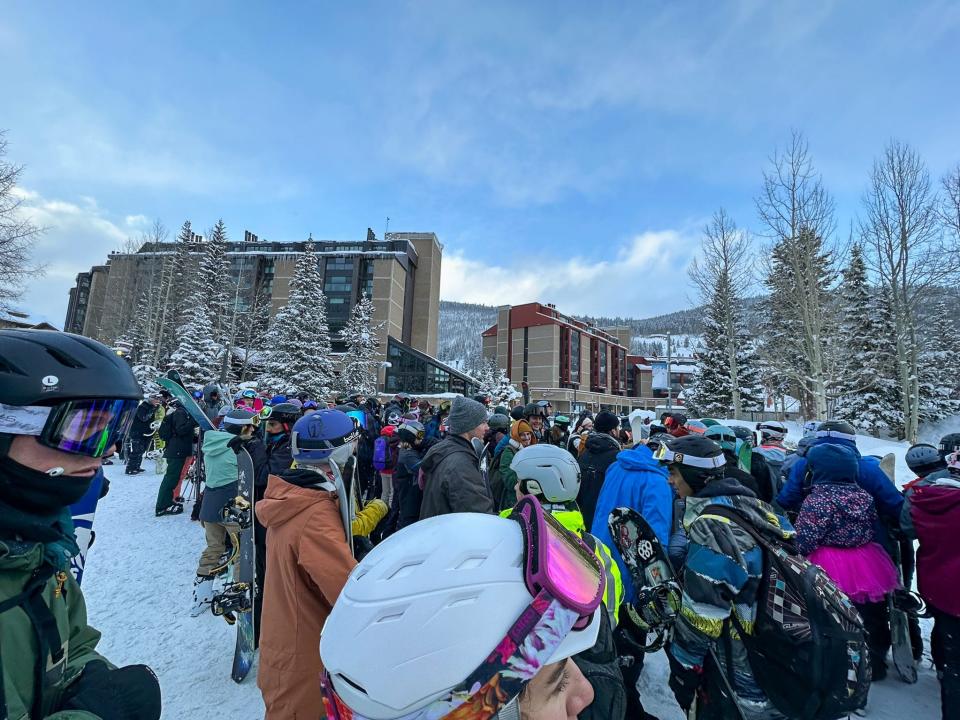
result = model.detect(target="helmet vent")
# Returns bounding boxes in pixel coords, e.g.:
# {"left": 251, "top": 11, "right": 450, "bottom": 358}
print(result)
{"left": 44, "top": 346, "right": 84, "bottom": 369}
{"left": 385, "top": 559, "right": 425, "bottom": 581}
{"left": 0, "top": 356, "right": 26, "bottom": 376}
{"left": 445, "top": 593, "right": 480, "bottom": 609}
{"left": 336, "top": 673, "right": 369, "bottom": 696}
{"left": 373, "top": 607, "right": 408, "bottom": 624}
{"left": 453, "top": 555, "right": 487, "bottom": 571}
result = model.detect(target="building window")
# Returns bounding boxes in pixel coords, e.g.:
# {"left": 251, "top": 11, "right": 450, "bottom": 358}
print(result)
{"left": 570, "top": 330, "right": 580, "bottom": 382}
{"left": 523, "top": 327, "right": 529, "bottom": 382}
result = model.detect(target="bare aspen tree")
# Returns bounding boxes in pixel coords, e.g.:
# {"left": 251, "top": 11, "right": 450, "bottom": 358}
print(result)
{"left": 941, "top": 164, "right": 960, "bottom": 243}
{"left": 860, "top": 140, "right": 950, "bottom": 442}
{"left": 0, "top": 132, "right": 45, "bottom": 309}
{"left": 688, "top": 209, "right": 755, "bottom": 416}
{"left": 755, "top": 131, "right": 837, "bottom": 419}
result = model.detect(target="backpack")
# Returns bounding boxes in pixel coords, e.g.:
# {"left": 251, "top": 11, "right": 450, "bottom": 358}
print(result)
{"left": 572, "top": 607, "right": 627, "bottom": 720}
{"left": 372, "top": 437, "right": 392, "bottom": 472}
{"left": 706, "top": 505, "right": 870, "bottom": 720}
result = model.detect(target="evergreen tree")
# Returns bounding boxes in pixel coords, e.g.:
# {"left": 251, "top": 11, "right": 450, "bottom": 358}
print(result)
{"left": 202, "top": 219, "right": 231, "bottom": 343}
{"left": 259, "top": 242, "right": 335, "bottom": 397}
{"left": 917, "top": 295, "right": 960, "bottom": 424}
{"left": 338, "top": 293, "right": 383, "bottom": 395}
{"left": 169, "top": 293, "right": 218, "bottom": 387}
{"left": 156, "top": 220, "right": 198, "bottom": 363}
{"left": 832, "top": 245, "right": 900, "bottom": 435}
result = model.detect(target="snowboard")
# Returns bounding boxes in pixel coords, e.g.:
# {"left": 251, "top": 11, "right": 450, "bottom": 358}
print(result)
{"left": 877, "top": 452, "right": 917, "bottom": 683}
{"left": 156, "top": 377, "right": 214, "bottom": 432}
{"left": 69, "top": 470, "right": 105, "bottom": 585}
{"left": 210, "top": 448, "right": 258, "bottom": 683}
{"left": 607, "top": 507, "right": 681, "bottom": 652}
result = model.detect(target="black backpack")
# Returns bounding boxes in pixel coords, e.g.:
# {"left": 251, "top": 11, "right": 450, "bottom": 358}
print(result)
{"left": 487, "top": 448, "right": 508, "bottom": 511}
{"left": 706, "top": 505, "right": 870, "bottom": 720}
{"left": 573, "top": 606, "right": 627, "bottom": 720}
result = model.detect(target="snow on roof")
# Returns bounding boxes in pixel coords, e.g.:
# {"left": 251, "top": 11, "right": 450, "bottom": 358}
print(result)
{"left": 0, "top": 308, "right": 60, "bottom": 330}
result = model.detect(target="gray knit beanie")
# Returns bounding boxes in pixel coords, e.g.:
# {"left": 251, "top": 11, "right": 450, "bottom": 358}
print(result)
{"left": 447, "top": 396, "right": 489, "bottom": 435}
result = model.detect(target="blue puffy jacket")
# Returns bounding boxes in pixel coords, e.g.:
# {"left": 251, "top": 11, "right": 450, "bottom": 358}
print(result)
{"left": 590, "top": 444, "right": 673, "bottom": 603}
{"left": 777, "top": 436, "right": 903, "bottom": 522}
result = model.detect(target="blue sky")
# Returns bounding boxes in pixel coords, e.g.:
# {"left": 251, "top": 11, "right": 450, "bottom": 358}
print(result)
{"left": 4, "top": 1, "right": 959, "bottom": 326}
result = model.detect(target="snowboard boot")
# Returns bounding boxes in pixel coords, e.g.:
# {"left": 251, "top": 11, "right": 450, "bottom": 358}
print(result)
{"left": 155, "top": 503, "right": 184, "bottom": 517}
{"left": 190, "top": 574, "right": 216, "bottom": 617}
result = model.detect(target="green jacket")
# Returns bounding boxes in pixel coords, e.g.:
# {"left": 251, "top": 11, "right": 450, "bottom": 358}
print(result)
{"left": 497, "top": 443, "right": 519, "bottom": 511}
{"left": 201, "top": 430, "right": 239, "bottom": 490}
{"left": 1, "top": 540, "right": 109, "bottom": 719}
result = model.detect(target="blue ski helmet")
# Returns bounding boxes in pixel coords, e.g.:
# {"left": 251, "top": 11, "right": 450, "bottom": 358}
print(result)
{"left": 291, "top": 409, "right": 358, "bottom": 464}
{"left": 704, "top": 424, "right": 737, "bottom": 452}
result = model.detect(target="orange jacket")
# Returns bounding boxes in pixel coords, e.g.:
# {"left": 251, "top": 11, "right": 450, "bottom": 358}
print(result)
{"left": 255, "top": 472, "right": 356, "bottom": 719}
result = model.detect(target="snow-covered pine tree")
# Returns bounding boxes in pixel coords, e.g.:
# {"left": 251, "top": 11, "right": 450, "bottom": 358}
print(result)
{"left": 202, "top": 219, "right": 232, "bottom": 342}
{"left": 917, "top": 295, "right": 960, "bottom": 424}
{"left": 259, "top": 242, "right": 335, "bottom": 397}
{"left": 155, "top": 220, "right": 199, "bottom": 363}
{"left": 169, "top": 293, "right": 218, "bottom": 388}
{"left": 338, "top": 293, "right": 383, "bottom": 396}
{"left": 832, "top": 244, "right": 900, "bottom": 435}
{"left": 492, "top": 366, "right": 521, "bottom": 406}
{"left": 474, "top": 358, "right": 499, "bottom": 400}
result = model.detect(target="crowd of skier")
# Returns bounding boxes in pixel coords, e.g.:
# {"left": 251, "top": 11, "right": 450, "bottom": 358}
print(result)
{"left": 1, "top": 329, "right": 959, "bottom": 719}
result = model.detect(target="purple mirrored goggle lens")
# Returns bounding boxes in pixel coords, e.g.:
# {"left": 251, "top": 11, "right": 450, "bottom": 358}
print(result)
{"left": 39, "top": 398, "right": 140, "bottom": 458}
{"left": 512, "top": 496, "right": 604, "bottom": 619}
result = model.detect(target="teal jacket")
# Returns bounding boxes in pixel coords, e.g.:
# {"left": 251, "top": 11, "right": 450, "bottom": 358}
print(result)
{"left": 202, "top": 431, "right": 238, "bottom": 489}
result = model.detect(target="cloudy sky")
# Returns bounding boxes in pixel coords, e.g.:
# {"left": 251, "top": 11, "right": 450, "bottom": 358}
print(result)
{"left": 3, "top": 1, "right": 959, "bottom": 325}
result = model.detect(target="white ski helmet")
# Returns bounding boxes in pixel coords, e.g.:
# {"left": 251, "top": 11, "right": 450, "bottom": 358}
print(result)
{"left": 320, "top": 513, "right": 600, "bottom": 719}
{"left": 510, "top": 444, "right": 581, "bottom": 503}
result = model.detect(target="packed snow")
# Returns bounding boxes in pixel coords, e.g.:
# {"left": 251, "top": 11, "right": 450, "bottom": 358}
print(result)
{"left": 80, "top": 422, "right": 945, "bottom": 719}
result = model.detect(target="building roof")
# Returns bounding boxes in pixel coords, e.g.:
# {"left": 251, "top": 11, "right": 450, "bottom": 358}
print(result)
{"left": 0, "top": 309, "right": 60, "bottom": 331}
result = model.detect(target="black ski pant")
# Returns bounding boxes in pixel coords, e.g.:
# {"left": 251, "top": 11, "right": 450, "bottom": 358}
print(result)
{"left": 126, "top": 437, "right": 148, "bottom": 472}
{"left": 854, "top": 599, "right": 891, "bottom": 679}
{"left": 932, "top": 609, "right": 960, "bottom": 720}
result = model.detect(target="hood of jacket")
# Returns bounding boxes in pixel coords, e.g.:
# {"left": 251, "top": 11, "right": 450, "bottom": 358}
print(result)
{"left": 202, "top": 384, "right": 221, "bottom": 404}
{"left": 201, "top": 430, "right": 239, "bottom": 489}
{"left": 686, "top": 479, "right": 794, "bottom": 543}
{"left": 584, "top": 431, "right": 620, "bottom": 455}
{"left": 420, "top": 435, "right": 477, "bottom": 476}
{"left": 255, "top": 471, "right": 337, "bottom": 529}
{"left": 612, "top": 443, "right": 665, "bottom": 474}
{"left": 810, "top": 435, "right": 861, "bottom": 457}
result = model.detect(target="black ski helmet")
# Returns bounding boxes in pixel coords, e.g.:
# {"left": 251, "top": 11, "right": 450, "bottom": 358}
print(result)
{"left": 657, "top": 435, "right": 725, "bottom": 492}
{"left": 0, "top": 330, "right": 141, "bottom": 406}
{"left": 816, "top": 420, "right": 857, "bottom": 441}
{"left": 510, "top": 405, "right": 525, "bottom": 421}
{"left": 223, "top": 408, "right": 258, "bottom": 435}
{"left": 939, "top": 433, "right": 960, "bottom": 460}
{"left": 269, "top": 402, "right": 301, "bottom": 430}
{"left": 487, "top": 413, "right": 511, "bottom": 432}
{"left": 905, "top": 443, "right": 946, "bottom": 476}
{"left": 731, "top": 425, "right": 754, "bottom": 445}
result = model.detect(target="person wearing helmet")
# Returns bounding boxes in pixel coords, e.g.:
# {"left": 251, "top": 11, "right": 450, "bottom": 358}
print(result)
{"left": 505, "top": 445, "right": 630, "bottom": 720}
{"left": 482, "top": 412, "right": 511, "bottom": 466}
{"left": 319, "top": 511, "right": 603, "bottom": 720}
{"left": 155, "top": 385, "right": 199, "bottom": 516}
{"left": 263, "top": 402, "right": 298, "bottom": 475}
{"left": 256, "top": 409, "right": 362, "bottom": 719}
{"left": 777, "top": 420, "right": 904, "bottom": 524}
{"left": 577, "top": 411, "right": 622, "bottom": 531}
{"left": 419, "top": 397, "right": 494, "bottom": 520}
{"left": 125, "top": 393, "right": 161, "bottom": 475}
{"left": 750, "top": 420, "right": 789, "bottom": 503}
{"left": 905, "top": 443, "right": 947, "bottom": 480}
{"left": 901, "top": 435, "right": 960, "bottom": 718}
{"left": 659, "top": 435, "right": 794, "bottom": 719}
{"left": 0, "top": 330, "right": 161, "bottom": 720}
{"left": 492, "top": 418, "right": 537, "bottom": 511}
{"left": 549, "top": 414, "right": 571, "bottom": 449}
{"left": 523, "top": 402, "right": 548, "bottom": 443}
{"left": 392, "top": 421, "right": 429, "bottom": 531}
{"left": 704, "top": 424, "right": 760, "bottom": 496}
{"left": 190, "top": 408, "right": 267, "bottom": 617}
{"left": 510, "top": 404, "right": 525, "bottom": 422}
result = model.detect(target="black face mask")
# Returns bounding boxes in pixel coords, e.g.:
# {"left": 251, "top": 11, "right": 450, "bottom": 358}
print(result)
{"left": 0, "top": 454, "right": 94, "bottom": 515}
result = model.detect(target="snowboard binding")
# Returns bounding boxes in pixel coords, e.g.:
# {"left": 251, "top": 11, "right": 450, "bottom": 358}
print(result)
{"left": 211, "top": 582, "right": 253, "bottom": 618}
{"left": 220, "top": 495, "right": 252, "bottom": 529}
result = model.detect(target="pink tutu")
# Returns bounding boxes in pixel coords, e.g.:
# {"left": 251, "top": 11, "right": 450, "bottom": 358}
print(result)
{"left": 807, "top": 543, "right": 899, "bottom": 603}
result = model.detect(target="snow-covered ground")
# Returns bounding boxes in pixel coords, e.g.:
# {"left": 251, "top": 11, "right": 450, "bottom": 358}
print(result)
{"left": 81, "top": 427, "right": 942, "bottom": 719}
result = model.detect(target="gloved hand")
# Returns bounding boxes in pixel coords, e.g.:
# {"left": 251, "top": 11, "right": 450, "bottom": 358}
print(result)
{"left": 60, "top": 660, "right": 161, "bottom": 720}
{"left": 667, "top": 650, "right": 702, "bottom": 712}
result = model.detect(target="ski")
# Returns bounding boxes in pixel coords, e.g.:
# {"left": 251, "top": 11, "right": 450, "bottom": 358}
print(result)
{"left": 876, "top": 452, "right": 917, "bottom": 683}
{"left": 69, "top": 470, "right": 105, "bottom": 585}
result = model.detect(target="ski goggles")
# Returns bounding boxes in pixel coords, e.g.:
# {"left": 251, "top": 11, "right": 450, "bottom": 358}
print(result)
{"left": 240, "top": 389, "right": 257, "bottom": 400}
{"left": 653, "top": 443, "right": 726, "bottom": 469}
{"left": 320, "top": 496, "right": 604, "bottom": 720}
{"left": 0, "top": 399, "right": 139, "bottom": 458}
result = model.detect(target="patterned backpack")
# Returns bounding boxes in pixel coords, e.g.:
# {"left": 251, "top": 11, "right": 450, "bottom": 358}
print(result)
{"left": 707, "top": 505, "right": 870, "bottom": 720}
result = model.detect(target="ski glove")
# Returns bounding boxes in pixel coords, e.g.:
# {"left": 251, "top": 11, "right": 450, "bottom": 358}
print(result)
{"left": 60, "top": 660, "right": 161, "bottom": 720}
{"left": 667, "top": 651, "right": 701, "bottom": 712}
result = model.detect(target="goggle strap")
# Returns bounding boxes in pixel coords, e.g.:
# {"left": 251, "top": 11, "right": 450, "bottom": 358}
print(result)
{"left": 657, "top": 446, "right": 726, "bottom": 469}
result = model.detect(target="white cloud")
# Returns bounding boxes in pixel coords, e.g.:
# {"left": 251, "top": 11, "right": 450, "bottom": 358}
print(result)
{"left": 13, "top": 188, "right": 147, "bottom": 327}
{"left": 440, "top": 227, "right": 701, "bottom": 317}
